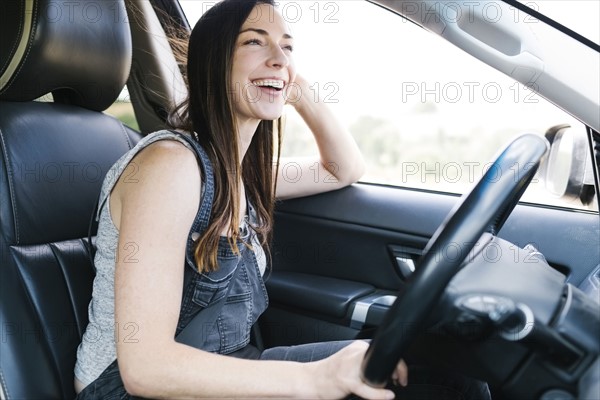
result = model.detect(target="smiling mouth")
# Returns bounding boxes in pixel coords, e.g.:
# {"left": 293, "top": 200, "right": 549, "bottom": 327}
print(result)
{"left": 251, "top": 79, "right": 285, "bottom": 91}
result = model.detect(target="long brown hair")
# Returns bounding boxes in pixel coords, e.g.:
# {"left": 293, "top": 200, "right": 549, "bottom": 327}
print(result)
{"left": 169, "top": 0, "right": 281, "bottom": 273}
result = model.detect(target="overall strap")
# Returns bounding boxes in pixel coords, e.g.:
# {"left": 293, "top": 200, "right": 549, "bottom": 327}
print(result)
{"left": 168, "top": 131, "right": 216, "bottom": 270}
{"left": 170, "top": 131, "right": 243, "bottom": 350}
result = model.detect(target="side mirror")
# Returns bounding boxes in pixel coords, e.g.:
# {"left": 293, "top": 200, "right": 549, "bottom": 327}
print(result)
{"left": 543, "top": 125, "right": 595, "bottom": 205}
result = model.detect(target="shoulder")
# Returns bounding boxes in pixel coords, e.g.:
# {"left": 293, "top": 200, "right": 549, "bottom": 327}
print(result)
{"left": 128, "top": 130, "right": 197, "bottom": 164}
{"left": 108, "top": 131, "right": 206, "bottom": 232}
{"left": 130, "top": 135, "right": 200, "bottom": 182}
{"left": 138, "top": 138, "right": 196, "bottom": 163}
{"left": 114, "top": 134, "right": 202, "bottom": 212}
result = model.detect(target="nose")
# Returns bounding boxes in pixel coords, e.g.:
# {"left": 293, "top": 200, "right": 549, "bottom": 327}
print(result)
{"left": 267, "top": 44, "right": 289, "bottom": 69}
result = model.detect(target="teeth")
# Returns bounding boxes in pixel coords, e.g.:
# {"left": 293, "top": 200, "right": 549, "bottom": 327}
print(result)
{"left": 252, "top": 79, "right": 284, "bottom": 89}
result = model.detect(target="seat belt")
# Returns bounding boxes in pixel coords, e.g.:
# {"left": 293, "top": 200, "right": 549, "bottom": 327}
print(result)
{"left": 87, "top": 198, "right": 99, "bottom": 272}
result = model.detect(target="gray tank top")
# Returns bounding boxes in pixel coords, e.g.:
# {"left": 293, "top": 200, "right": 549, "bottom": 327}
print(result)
{"left": 74, "top": 130, "right": 266, "bottom": 387}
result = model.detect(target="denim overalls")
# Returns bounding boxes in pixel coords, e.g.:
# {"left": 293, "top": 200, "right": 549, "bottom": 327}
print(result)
{"left": 76, "top": 132, "right": 268, "bottom": 399}
{"left": 175, "top": 130, "right": 269, "bottom": 353}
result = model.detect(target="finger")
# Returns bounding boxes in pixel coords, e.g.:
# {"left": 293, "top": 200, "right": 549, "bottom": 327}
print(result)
{"left": 395, "top": 359, "right": 408, "bottom": 387}
{"left": 353, "top": 384, "right": 395, "bottom": 400}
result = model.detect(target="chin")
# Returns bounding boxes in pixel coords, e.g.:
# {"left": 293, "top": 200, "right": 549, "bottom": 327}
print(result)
{"left": 254, "top": 106, "right": 285, "bottom": 121}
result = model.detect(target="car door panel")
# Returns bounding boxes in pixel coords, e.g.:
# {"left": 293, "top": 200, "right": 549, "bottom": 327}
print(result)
{"left": 262, "top": 184, "right": 599, "bottom": 346}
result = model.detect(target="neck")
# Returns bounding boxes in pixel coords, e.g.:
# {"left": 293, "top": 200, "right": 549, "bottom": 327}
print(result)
{"left": 235, "top": 117, "right": 261, "bottom": 161}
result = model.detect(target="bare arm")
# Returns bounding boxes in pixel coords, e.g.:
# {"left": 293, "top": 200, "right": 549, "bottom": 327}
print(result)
{"left": 276, "top": 74, "right": 366, "bottom": 200}
{"left": 110, "top": 141, "right": 400, "bottom": 399}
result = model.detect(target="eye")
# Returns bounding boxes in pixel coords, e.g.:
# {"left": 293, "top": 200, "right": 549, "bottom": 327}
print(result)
{"left": 282, "top": 44, "right": 294, "bottom": 53}
{"left": 243, "top": 38, "right": 263, "bottom": 46}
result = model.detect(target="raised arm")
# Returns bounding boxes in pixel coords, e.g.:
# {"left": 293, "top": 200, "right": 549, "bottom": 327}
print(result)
{"left": 276, "top": 74, "right": 366, "bottom": 200}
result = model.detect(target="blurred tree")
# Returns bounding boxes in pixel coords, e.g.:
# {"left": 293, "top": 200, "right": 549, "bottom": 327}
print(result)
{"left": 350, "top": 116, "right": 402, "bottom": 168}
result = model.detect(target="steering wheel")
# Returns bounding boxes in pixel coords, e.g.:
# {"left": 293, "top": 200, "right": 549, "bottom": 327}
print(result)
{"left": 361, "top": 133, "right": 550, "bottom": 386}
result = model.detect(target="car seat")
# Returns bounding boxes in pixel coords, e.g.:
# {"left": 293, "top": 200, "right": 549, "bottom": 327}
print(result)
{"left": 0, "top": 0, "right": 141, "bottom": 398}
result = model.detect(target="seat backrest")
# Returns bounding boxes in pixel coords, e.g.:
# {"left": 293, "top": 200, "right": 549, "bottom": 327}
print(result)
{"left": 0, "top": 1, "right": 141, "bottom": 398}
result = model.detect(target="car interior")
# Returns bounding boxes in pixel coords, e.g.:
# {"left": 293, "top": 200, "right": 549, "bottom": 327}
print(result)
{"left": 0, "top": 0, "right": 598, "bottom": 399}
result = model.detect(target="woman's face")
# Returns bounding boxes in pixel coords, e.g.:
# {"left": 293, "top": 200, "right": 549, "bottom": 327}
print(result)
{"left": 230, "top": 3, "right": 296, "bottom": 125}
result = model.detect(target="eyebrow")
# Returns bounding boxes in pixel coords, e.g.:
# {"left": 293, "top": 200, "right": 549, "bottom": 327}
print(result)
{"left": 239, "top": 28, "right": 293, "bottom": 40}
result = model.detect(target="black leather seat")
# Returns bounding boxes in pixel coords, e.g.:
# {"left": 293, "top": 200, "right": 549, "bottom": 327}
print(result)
{"left": 0, "top": 1, "right": 141, "bottom": 398}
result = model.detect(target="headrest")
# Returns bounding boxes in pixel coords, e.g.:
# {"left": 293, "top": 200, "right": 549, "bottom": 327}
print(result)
{"left": 0, "top": 0, "right": 132, "bottom": 111}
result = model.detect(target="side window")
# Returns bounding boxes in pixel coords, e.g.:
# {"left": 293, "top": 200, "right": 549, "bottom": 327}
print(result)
{"left": 179, "top": 1, "right": 595, "bottom": 211}
{"left": 274, "top": 1, "right": 593, "bottom": 211}
{"left": 104, "top": 86, "right": 140, "bottom": 131}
